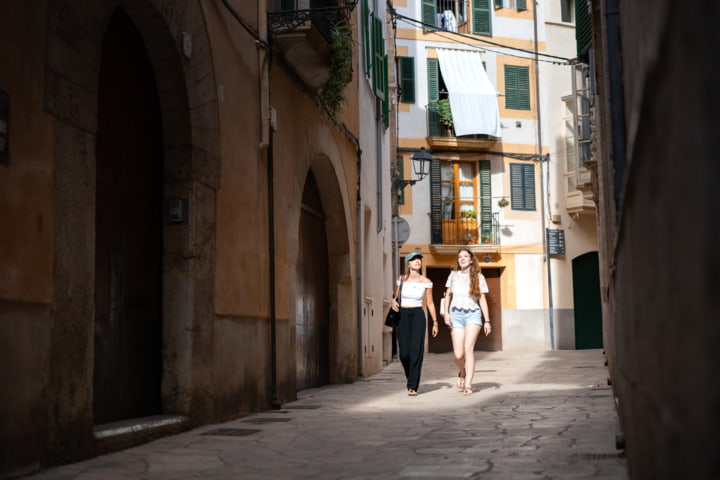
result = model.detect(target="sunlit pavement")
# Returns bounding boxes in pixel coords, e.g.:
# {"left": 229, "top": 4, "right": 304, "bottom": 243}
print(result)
{"left": 28, "top": 350, "right": 628, "bottom": 479}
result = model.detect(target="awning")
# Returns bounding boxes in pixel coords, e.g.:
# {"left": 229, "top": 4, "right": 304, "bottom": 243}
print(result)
{"left": 436, "top": 49, "right": 501, "bottom": 138}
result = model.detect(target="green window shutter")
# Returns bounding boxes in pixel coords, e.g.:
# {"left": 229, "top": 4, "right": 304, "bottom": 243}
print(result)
{"left": 504, "top": 65, "right": 530, "bottom": 110}
{"left": 363, "top": 0, "right": 372, "bottom": 74}
{"left": 430, "top": 158, "right": 443, "bottom": 244}
{"left": 494, "top": 0, "right": 503, "bottom": 7}
{"left": 422, "top": 0, "right": 437, "bottom": 29}
{"left": 382, "top": 54, "right": 390, "bottom": 127}
{"left": 399, "top": 57, "right": 416, "bottom": 103}
{"left": 510, "top": 163, "right": 536, "bottom": 210}
{"left": 427, "top": 58, "right": 441, "bottom": 136}
{"left": 576, "top": 0, "right": 591, "bottom": 63}
{"left": 472, "top": 0, "right": 492, "bottom": 36}
{"left": 479, "top": 160, "right": 492, "bottom": 239}
{"left": 372, "top": 15, "right": 386, "bottom": 101}
{"left": 516, "top": 0, "right": 527, "bottom": 11}
{"left": 397, "top": 156, "right": 405, "bottom": 205}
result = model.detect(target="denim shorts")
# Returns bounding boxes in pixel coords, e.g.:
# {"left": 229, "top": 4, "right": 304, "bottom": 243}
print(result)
{"left": 450, "top": 308, "right": 483, "bottom": 329}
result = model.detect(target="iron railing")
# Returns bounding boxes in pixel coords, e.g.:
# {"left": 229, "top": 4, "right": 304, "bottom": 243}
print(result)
{"left": 268, "top": 0, "right": 357, "bottom": 39}
{"left": 437, "top": 213, "right": 500, "bottom": 246}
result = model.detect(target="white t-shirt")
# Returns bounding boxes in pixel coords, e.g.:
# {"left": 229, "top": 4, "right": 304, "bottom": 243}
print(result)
{"left": 445, "top": 271, "right": 488, "bottom": 312}
{"left": 397, "top": 280, "right": 433, "bottom": 308}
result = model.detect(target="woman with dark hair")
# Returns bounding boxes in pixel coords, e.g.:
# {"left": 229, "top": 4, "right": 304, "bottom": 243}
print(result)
{"left": 390, "top": 252, "right": 438, "bottom": 396}
{"left": 442, "top": 248, "right": 491, "bottom": 395}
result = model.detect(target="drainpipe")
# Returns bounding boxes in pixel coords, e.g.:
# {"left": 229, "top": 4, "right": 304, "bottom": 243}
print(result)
{"left": 258, "top": 0, "right": 281, "bottom": 408}
{"left": 532, "top": 0, "right": 554, "bottom": 349}
{"left": 356, "top": 147, "right": 363, "bottom": 377}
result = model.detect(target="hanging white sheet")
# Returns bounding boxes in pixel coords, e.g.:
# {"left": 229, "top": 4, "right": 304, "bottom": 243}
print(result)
{"left": 436, "top": 48, "right": 501, "bottom": 138}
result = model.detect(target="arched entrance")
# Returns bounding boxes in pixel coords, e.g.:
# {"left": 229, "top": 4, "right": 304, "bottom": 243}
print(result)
{"left": 572, "top": 251, "right": 603, "bottom": 349}
{"left": 296, "top": 171, "right": 330, "bottom": 391}
{"left": 94, "top": 8, "right": 163, "bottom": 423}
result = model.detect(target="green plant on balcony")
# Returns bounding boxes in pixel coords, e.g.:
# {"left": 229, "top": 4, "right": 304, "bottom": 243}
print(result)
{"left": 436, "top": 98, "right": 453, "bottom": 127}
{"left": 321, "top": 22, "right": 353, "bottom": 117}
{"left": 460, "top": 209, "right": 476, "bottom": 220}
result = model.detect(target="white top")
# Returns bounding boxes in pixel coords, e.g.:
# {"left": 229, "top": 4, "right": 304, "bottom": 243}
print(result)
{"left": 396, "top": 280, "right": 433, "bottom": 308}
{"left": 445, "top": 271, "right": 488, "bottom": 312}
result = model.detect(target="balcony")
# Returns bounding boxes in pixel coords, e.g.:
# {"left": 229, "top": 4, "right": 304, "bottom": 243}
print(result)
{"left": 430, "top": 213, "right": 501, "bottom": 255}
{"left": 268, "top": 1, "right": 355, "bottom": 90}
{"left": 425, "top": 103, "right": 497, "bottom": 151}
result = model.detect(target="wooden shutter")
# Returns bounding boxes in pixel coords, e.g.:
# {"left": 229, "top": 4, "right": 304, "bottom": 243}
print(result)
{"left": 479, "top": 160, "right": 492, "bottom": 239}
{"left": 430, "top": 158, "right": 443, "bottom": 244}
{"left": 422, "top": 0, "right": 437, "bottom": 29}
{"left": 516, "top": 0, "right": 527, "bottom": 11}
{"left": 504, "top": 65, "right": 530, "bottom": 110}
{"left": 576, "top": 0, "right": 591, "bottom": 63}
{"left": 427, "top": 58, "right": 441, "bottom": 136}
{"left": 382, "top": 54, "right": 390, "bottom": 127}
{"left": 399, "top": 57, "right": 415, "bottom": 103}
{"left": 472, "top": 0, "right": 492, "bottom": 36}
{"left": 372, "top": 15, "right": 386, "bottom": 100}
{"left": 510, "top": 163, "right": 535, "bottom": 210}
{"left": 363, "top": 0, "right": 372, "bottom": 74}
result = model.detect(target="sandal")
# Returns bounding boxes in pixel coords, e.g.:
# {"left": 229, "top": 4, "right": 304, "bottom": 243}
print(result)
{"left": 463, "top": 387, "right": 473, "bottom": 396}
{"left": 408, "top": 389, "right": 418, "bottom": 396}
{"left": 457, "top": 370, "right": 466, "bottom": 391}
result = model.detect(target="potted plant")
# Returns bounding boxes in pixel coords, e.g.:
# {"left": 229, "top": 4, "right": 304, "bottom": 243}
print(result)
{"left": 460, "top": 209, "right": 476, "bottom": 220}
{"left": 433, "top": 98, "right": 454, "bottom": 136}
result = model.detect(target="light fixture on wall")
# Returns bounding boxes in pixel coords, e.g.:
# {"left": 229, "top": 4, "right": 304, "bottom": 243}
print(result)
{"left": 394, "top": 147, "right": 432, "bottom": 192}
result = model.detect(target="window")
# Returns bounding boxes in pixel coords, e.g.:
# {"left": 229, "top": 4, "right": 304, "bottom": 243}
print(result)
{"left": 494, "top": 0, "right": 527, "bottom": 11}
{"left": 472, "top": 0, "right": 492, "bottom": 35}
{"left": 510, "top": 163, "right": 536, "bottom": 210}
{"left": 430, "top": 159, "right": 493, "bottom": 244}
{"left": 422, "top": 0, "right": 467, "bottom": 31}
{"left": 574, "top": 63, "right": 591, "bottom": 168}
{"left": 504, "top": 65, "right": 530, "bottom": 110}
{"left": 398, "top": 57, "right": 415, "bottom": 103}
{"left": 560, "top": 0, "right": 574, "bottom": 23}
{"left": 363, "top": 0, "right": 390, "bottom": 126}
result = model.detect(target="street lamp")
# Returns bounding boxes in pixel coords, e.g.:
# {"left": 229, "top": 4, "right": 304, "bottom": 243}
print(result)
{"left": 394, "top": 147, "right": 433, "bottom": 191}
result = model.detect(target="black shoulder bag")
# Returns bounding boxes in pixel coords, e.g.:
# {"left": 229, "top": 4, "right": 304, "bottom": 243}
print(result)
{"left": 384, "top": 277, "right": 404, "bottom": 328}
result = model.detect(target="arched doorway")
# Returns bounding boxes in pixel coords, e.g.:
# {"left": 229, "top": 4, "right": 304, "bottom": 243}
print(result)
{"left": 572, "top": 251, "right": 603, "bottom": 349}
{"left": 94, "top": 8, "right": 163, "bottom": 423}
{"left": 296, "top": 171, "right": 330, "bottom": 390}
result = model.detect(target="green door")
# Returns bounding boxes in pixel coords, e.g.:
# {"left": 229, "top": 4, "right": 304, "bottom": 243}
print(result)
{"left": 572, "top": 252, "right": 603, "bottom": 349}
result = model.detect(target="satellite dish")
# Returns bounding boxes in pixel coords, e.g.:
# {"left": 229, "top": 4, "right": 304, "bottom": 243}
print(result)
{"left": 393, "top": 217, "right": 410, "bottom": 245}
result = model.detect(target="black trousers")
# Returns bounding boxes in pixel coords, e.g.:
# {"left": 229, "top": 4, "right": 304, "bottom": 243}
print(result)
{"left": 397, "top": 307, "right": 426, "bottom": 391}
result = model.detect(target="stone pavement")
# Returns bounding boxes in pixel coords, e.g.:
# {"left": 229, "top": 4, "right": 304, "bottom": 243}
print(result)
{"left": 27, "top": 350, "right": 628, "bottom": 479}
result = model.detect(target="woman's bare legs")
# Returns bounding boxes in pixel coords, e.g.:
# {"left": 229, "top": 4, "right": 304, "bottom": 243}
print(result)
{"left": 450, "top": 328, "right": 466, "bottom": 389}
{"left": 461, "top": 324, "right": 482, "bottom": 393}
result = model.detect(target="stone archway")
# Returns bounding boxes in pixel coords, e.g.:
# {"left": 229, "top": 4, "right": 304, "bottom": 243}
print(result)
{"left": 44, "top": 0, "right": 220, "bottom": 447}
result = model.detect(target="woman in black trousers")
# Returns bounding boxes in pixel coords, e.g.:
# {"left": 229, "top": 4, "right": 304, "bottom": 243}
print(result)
{"left": 390, "top": 252, "right": 438, "bottom": 395}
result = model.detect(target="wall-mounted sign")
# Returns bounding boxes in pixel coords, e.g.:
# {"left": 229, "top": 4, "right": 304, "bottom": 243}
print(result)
{"left": 393, "top": 216, "right": 410, "bottom": 246}
{"left": 546, "top": 228, "right": 566, "bottom": 255}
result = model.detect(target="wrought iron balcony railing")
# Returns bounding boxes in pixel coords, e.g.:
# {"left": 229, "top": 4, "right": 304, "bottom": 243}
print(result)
{"left": 268, "top": 0, "right": 357, "bottom": 40}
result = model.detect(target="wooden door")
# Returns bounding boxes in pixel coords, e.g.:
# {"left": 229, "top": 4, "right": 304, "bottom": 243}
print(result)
{"left": 296, "top": 172, "right": 329, "bottom": 390}
{"left": 94, "top": 9, "right": 163, "bottom": 424}
{"left": 427, "top": 266, "right": 502, "bottom": 352}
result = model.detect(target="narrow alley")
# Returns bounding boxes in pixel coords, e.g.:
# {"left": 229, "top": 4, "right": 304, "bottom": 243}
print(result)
{"left": 27, "top": 351, "right": 627, "bottom": 479}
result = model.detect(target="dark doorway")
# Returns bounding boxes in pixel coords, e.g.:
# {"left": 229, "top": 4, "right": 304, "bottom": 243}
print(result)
{"left": 427, "top": 266, "right": 502, "bottom": 352}
{"left": 573, "top": 252, "right": 603, "bottom": 349}
{"left": 94, "top": 8, "right": 163, "bottom": 424}
{"left": 296, "top": 171, "right": 330, "bottom": 390}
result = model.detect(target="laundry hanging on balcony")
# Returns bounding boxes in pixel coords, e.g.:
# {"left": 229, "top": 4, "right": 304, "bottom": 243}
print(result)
{"left": 436, "top": 48, "right": 501, "bottom": 138}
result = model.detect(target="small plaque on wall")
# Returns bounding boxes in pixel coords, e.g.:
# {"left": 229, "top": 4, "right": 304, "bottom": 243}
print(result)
{"left": 546, "top": 228, "right": 566, "bottom": 255}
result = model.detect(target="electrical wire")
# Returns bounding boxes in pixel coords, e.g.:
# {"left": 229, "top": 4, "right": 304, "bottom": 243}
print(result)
{"left": 218, "top": 0, "right": 270, "bottom": 48}
{"left": 393, "top": 11, "right": 572, "bottom": 65}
